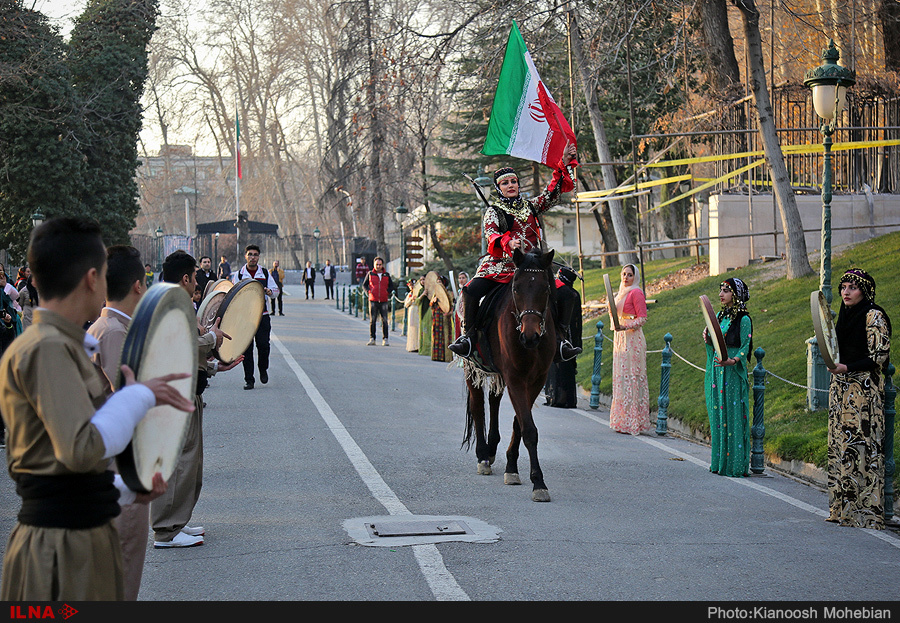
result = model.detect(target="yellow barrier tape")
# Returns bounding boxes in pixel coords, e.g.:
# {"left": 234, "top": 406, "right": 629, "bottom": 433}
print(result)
{"left": 652, "top": 158, "right": 766, "bottom": 211}
{"left": 576, "top": 173, "right": 692, "bottom": 201}
{"left": 574, "top": 138, "right": 898, "bottom": 206}
{"left": 645, "top": 139, "right": 900, "bottom": 168}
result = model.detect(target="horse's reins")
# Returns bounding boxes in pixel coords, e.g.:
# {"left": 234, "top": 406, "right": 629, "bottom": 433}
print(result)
{"left": 511, "top": 268, "right": 552, "bottom": 335}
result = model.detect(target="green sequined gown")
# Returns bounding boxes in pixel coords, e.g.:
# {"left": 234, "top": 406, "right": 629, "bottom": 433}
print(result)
{"left": 704, "top": 314, "right": 752, "bottom": 477}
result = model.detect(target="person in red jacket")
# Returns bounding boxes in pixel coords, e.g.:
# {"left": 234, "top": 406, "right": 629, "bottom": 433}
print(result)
{"left": 362, "top": 257, "right": 396, "bottom": 346}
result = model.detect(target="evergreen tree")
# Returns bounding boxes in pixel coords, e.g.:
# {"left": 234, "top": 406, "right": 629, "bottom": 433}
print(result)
{"left": 67, "top": 0, "right": 159, "bottom": 245}
{"left": 0, "top": 1, "right": 86, "bottom": 262}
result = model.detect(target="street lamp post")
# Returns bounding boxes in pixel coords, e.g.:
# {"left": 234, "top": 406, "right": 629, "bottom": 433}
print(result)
{"left": 395, "top": 201, "right": 408, "bottom": 277}
{"left": 31, "top": 212, "right": 44, "bottom": 229}
{"left": 155, "top": 226, "right": 164, "bottom": 273}
{"left": 313, "top": 227, "right": 320, "bottom": 270}
{"left": 804, "top": 40, "right": 855, "bottom": 307}
{"left": 473, "top": 167, "right": 493, "bottom": 256}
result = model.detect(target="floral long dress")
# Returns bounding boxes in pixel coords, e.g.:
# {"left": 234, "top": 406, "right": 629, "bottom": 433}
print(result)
{"left": 827, "top": 308, "right": 891, "bottom": 529}
{"left": 609, "top": 288, "right": 650, "bottom": 434}
{"left": 704, "top": 314, "right": 752, "bottom": 477}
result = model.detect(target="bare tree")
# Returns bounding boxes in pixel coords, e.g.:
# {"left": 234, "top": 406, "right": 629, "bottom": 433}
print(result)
{"left": 567, "top": 7, "right": 637, "bottom": 266}
{"left": 697, "top": 0, "right": 742, "bottom": 96}
{"left": 732, "top": 0, "right": 813, "bottom": 278}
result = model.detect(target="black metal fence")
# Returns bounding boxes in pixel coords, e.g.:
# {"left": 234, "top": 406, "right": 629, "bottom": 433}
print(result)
{"left": 712, "top": 85, "right": 899, "bottom": 195}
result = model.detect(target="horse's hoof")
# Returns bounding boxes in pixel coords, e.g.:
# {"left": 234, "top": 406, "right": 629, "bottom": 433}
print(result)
{"left": 477, "top": 461, "right": 492, "bottom": 475}
{"left": 532, "top": 489, "right": 551, "bottom": 502}
{"left": 504, "top": 473, "right": 521, "bottom": 485}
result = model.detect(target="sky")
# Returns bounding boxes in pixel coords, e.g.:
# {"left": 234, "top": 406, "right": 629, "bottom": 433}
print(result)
{"left": 28, "top": 0, "right": 173, "bottom": 154}
{"left": 29, "top": 0, "right": 89, "bottom": 37}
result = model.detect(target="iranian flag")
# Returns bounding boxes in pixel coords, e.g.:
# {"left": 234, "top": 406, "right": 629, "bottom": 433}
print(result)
{"left": 482, "top": 21, "right": 576, "bottom": 168}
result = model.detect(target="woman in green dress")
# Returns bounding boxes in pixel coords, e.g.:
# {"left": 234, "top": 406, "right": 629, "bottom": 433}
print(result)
{"left": 703, "top": 277, "right": 753, "bottom": 477}
{"left": 826, "top": 268, "right": 891, "bottom": 529}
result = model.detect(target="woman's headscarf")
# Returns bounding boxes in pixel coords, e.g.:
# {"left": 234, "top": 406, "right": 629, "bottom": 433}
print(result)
{"left": 838, "top": 268, "right": 876, "bottom": 303}
{"left": 491, "top": 167, "right": 530, "bottom": 218}
{"left": 719, "top": 277, "right": 749, "bottom": 318}
{"left": 718, "top": 277, "right": 752, "bottom": 357}
{"left": 615, "top": 263, "right": 641, "bottom": 304}
{"left": 835, "top": 269, "right": 892, "bottom": 366}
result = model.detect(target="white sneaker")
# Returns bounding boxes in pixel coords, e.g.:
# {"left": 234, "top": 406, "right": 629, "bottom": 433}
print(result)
{"left": 382, "top": 339, "right": 389, "bottom": 346}
{"left": 154, "top": 531, "right": 204, "bottom": 548}
{"left": 181, "top": 525, "right": 205, "bottom": 537}
{"left": 367, "top": 338, "right": 376, "bottom": 346}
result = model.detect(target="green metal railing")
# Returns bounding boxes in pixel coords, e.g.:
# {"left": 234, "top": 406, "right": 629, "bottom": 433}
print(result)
{"left": 587, "top": 321, "right": 898, "bottom": 519}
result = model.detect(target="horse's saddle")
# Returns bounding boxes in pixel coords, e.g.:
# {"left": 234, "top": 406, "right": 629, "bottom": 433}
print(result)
{"left": 465, "top": 282, "right": 510, "bottom": 375}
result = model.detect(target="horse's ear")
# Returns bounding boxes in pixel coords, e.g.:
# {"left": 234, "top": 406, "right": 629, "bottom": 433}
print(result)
{"left": 541, "top": 249, "right": 555, "bottom": 269}
{"left": 513, "top": 248, "right": 525, "bottom": 266}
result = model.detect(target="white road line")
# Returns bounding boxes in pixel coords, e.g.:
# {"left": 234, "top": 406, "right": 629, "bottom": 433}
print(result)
{"left": 271, "top": 333, "right": 471, "bottom": 601}
{"left": 573, "top": 408, "right": 900, "bottom": 548}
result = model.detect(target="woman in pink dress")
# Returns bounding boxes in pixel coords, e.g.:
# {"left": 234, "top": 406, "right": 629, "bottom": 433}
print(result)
{"left": 609, "top": 264, "right": 650, "bottom": 434}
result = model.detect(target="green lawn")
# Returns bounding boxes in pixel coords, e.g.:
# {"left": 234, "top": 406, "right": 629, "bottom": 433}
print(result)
{"left": 575, "top": 232, "right": 900, "bottom": 487}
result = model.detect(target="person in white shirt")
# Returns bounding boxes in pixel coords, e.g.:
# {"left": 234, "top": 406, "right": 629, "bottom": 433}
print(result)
{"left": 232, "top": 245, "right": 279, "bottom": 390}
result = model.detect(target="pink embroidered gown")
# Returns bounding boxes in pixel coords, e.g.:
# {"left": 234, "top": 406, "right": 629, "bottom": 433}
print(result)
{"left": 609, "top": 287, "right": 650, "bottom": 434}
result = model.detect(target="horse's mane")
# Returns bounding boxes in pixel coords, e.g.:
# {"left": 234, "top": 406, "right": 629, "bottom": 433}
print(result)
{"left": 511, "top": 249, "right": 557, "bottom": 308}
{"left": 515, "top": 250, "right": 552, "bottom": 273}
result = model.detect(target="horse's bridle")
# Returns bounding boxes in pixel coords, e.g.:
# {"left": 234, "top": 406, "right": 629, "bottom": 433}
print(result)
{"left": 511, "top": 268, "right": 551, "bottom": 335}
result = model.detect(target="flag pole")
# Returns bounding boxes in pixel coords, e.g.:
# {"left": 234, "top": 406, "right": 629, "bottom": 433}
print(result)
{"left": 235, "top": 96, "right": 240, "bottom": 261}
{"left": 566, "top": 11, "right": 585, "bottom": 302}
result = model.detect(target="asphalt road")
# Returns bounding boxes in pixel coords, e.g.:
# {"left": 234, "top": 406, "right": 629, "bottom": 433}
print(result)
{"left": 1, "top": 283, "right": 899, "bottom": 607}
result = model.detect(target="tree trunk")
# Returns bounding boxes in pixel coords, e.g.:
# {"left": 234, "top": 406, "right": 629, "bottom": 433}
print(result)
{"left": 697, "top": 0, "right": 742, "bottom": 96}
{"left": 881, "top": 0, "right": 900, "bottom": 72}
{"left": 568, "top": 9, "right": 636, "bottom": 266}
{"left": 733, "top": 0, "right": 813, "bottom": 279}
{"left": 364, "top": 0, "right": 387, "bottom": 260}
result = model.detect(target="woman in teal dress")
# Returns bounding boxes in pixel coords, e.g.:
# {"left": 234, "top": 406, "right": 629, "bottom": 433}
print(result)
{"left": 703, "top": 277, "right": 753, "bottom": 477}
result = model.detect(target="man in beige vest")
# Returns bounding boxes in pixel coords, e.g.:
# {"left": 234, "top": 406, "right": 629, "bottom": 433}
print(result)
{"left": 151, "top": 250, "right": 241, "bottom": 549}
{"left": 87, "top": 245, "right": 151, "bottom": 600}
{"left": 0, "top": 218, "right": 194, "bottom": 601}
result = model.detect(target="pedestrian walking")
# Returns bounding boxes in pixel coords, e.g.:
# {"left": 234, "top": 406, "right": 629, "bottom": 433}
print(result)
{"left": 322, "top": 259, "right": 337, "bottom": 300}
{"left": 362, "top": 257, "right": 395, "bottom": 346}
{"left": 301, "top": 261, "right": 316, "bottom": 300}
{"left": 270, "top": 260, "right": 285, "bottom": 315}
{"left": 232, "top": 245, "right": 278, "bottom": 390}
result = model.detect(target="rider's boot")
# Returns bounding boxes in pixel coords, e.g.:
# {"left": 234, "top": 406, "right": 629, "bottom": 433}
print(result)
{"left": 448, "top": 292, "right": 479, "bottom": 358}
{"left": 555, "top": 294, "right": 582, "bottom": 362}
{"left": 557, "top": 325, "right": 582, "bottom": 361}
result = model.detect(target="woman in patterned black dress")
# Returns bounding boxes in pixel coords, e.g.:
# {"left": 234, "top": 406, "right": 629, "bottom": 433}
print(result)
{"left": 826, "top": 268, "right": 892, "bottom": 529}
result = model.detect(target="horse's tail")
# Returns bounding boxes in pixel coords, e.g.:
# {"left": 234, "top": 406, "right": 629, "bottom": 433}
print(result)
{"left": 461, "top": 393, "right": 476, "bottom": 451}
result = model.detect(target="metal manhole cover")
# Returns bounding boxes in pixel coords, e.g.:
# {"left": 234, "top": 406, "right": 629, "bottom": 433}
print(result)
{"left": 366, "top": 520, "right": 471, "bottom": 538}
{"left": 344, "top": 515, "right": 501, "bottom": 547}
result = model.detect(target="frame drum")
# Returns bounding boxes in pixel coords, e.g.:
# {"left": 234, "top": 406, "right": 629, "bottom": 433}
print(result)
{"left": 424, "top": 271, "right": 453, "bottom": 314}
{"left": 604, "top": 273, "right": 621, "bottom": 331}
{"left": 116, "top": 283, "right": 198, "bottom": 493}
{"left": 213, "top": 278, "right": 265, "bottom": 364}
{"left": 203, "top": 278, "right": 233, "bottom": 299}
{"left": 196, "top": 289, "right": 227, "bottom": 332}
{"left": 810, "top": 290, "right": 839, "bottom": 369}
{"left": 700, "top": 294, "right": 728, "bottom": 361}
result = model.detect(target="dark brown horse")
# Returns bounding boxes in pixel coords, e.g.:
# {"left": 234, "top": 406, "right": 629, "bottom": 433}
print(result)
{"left": 461, "top": 249, "right": 557, "bottom": 502}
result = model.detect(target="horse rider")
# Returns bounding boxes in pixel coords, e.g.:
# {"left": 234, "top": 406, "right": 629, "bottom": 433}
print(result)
{"left": 448, "top": 143, "right": 582, "bottom": 362}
